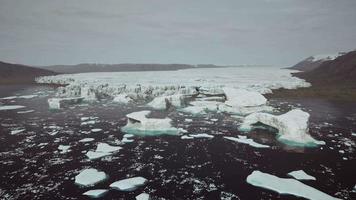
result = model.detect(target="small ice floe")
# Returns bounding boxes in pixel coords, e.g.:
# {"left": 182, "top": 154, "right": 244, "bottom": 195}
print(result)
{"left": 224, "top": 136, "right": 270, "bottom": 148}
{"left": 189, "top": 133, "right": 214, "bottom": 139}
{"left": 10, "top": 129, "right": 25, "bottom": 135}
{"left": 246, "top": 170, "right": 340, "bottom": 200}
{"left": 0, "top": 105, "right": 26, "bottom": 111}
{"left": 136, "top": 193, "right": 150, "bottom": 200}
{"left": 0, "top": 96, "right": 17, "bottom": 100}
{"left": 287, "top": 170, "right": 316, "bottom": 181}
{"left": 181, "top": 135, "right": 194, "bottom": 140}
{"left": 121, "top": 110, "right": 181, "bottom": 136}
{"left": 83, "top": 189, "right": 108, "bottom": 198}
{"left": 148, "top": 94, "right": 185, "bottom": 110}
{"left": 0, "top": 95, "right": 37, "bottom": 100}
{"left": 240, "top": 109, "right": 325, "bottom": 147}
{"left": 91, "top": 128, "right": 102, "bottom": 133}
{"left": 48, "top": 97, "right": 83, "bottom": 109}
{"left": 17, "top": 110, "right": 35, "bottom": 114}
{"left": 110, "top": 177, "right": 147, "bottom": 191}
{"left": 58, "top": 145, "right": 71, "bottom": 154}
{"left": 79, "top": 138, "right": 95, "bottom": 143}
{"left": 113, "top": 94, "right": 133, "bottom": 104}
{"left": 86, "top": 143, "right": 121, "bottom": 160}
{"left": 181, "top": 101, "right": 220, "bottom": 115}
{"left": 75, "top": 168, "right": 107, "bottom": 187}
{"left": 351, "top": 132, "right": 356, "bottom": 137}
{"left": 185, "top": 118, "right": 193, "bottom": 122}
{"left": 122, "top": 137, "right": 134, "bottom": 143}
{"left": 86, "top": 151, "right": 112, "bottom": 160}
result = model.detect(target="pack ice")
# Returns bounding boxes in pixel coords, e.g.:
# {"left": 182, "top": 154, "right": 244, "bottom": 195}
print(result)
{"left": 247, "top": 171, "right": 340, "bottom": 200}
{"left": 240, "top": 109, "right": 325, "bottom": 146}
{"left": 121, "top": 110, "right": 181, "bottom": 136}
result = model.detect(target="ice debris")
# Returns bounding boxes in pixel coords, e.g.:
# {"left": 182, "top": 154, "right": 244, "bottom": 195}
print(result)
{"left": 224, "top": 136, "right": 270, "bottom": 148}
{"left": 136, "top": 193, "right": 150, "bottom": 200}
{"left": 83, "top": 189, "right": 108, "bottom": 198}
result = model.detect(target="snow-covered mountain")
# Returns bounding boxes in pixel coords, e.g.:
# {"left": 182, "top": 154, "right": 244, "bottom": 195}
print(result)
{"left": 290, "top": 52, "right": 345, "bottom": 72}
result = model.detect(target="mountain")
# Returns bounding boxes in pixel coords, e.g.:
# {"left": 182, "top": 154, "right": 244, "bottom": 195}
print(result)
{"left": 290, "top": 53, "right": 345, "bottom": 72}
{"left": 295, "top": 50, "right": 356, "bottom": 86}
{"left": 38, "top": 63, "right": 197, "bottom": 74}
{"left": 0, "top": 61, "right": 57, "bottom": 84}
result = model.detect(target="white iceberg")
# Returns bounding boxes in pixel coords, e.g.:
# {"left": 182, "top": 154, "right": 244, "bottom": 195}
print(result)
{"left": 246, "top": 170, "right": 340, "bottom": 200}
{"left": 48, "top": 97, "right": 83, "bottom": 109}
{"left": 148, "top": 94, "right": 185, "bottom": 110}
{"left": 240, "top": 109, "right": 325, "bottom": 146}
{"left": 224, "top": 136, "right": 270, "bottom": 148}
{"left": 113, "top": 94, "right": 133, "bottom": 104}
{"left": 136, "top": 193, "right": 150, "bottom": 200}
{"left": 110, "top": 177, "right": 148, "bottom": 191}
{"left": 287, "top": 170, "right": 316, "bottom": 181}
{"left": 83, "top": 189, "right": 108, "bottom": 198}
{"left": 223, "top": 88, "right": 267, "bottom": 107}
{"left": 75, "top": 168, "right": 107, "bottom": 187}
{"left": 0, "top": 105, "right": 26, "bottom": 111}
{"left": 121, "top": 110, "right": 181, "bottom": 136}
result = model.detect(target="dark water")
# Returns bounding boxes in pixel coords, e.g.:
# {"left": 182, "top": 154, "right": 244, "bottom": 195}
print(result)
{"left": 0, "top": 85, "right": 355, "bottom": 200}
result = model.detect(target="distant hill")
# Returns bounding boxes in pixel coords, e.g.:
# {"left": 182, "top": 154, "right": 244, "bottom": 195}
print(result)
{"left": 295, "top": 50, "right": 356, "bottom": 86}
{"left": 290, "top": 53, "right": 345, "bottom": 72}
{"left": 0, "top": 61, "right": 57, "bottom": 84}
{"left": 38, "top": 63, "right": 198, "bottom": 74}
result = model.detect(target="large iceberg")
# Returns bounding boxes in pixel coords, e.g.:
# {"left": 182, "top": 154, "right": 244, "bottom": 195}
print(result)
{"left": 110, "top": 177, "right": 147, "bottom": 191}
{"left": 240, "top": 109, "right": 324, "bottom": 146}
{"left": 121, "top": 110, "right": 181, "bottom": 136}
{"left": 247, "top": 170, "right": 340, "bottom": 200}
{"left": 75, "top": 168, "right": 107, "bottom": 187}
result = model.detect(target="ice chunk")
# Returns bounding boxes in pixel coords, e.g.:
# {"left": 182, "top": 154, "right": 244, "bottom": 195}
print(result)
{"left": 79, "top": 138, "right": 95, "bottom": 143}
{"left": 224, "top": 136, "right": 270, "bottom": 148}
{"left": 113, "top": 94, "right": 133, "bottom": 104}
{"left": 122, "top": 137, "right": 134, "bottom": 143}
{"left": 10, "top": 129, "right": 25, "bottom": 135}
{"left": 136, "top": 193, "right": 150, "bottom": 200}
{"left": 246, "top": 170, "right": 340, "bottom": 200}
{"left": 148, "top": 94, "right": 184, "bottom": 110}
{"left": 223, "top": 88, "right": 267, "bottom": 107}
{"left": 58, "top": 145, "right": 71, "bottom": 154}
{"left": 181, "top": 135, "right": 194, "bottom": 139}
{"left": 0, "top": 105, "right": 26, "bottom": 111}
{"left": 189, "top": 133, "right": 214, "bottom": 139}
{"left": 110, "top": 177, "right": 147, "bottom": 191}
{"left": 122, "top": 110, "right": 181, "bottom": 136}
{"left": 17, "top": 110, "right": 35, "bottom": 114}
{"left": 240, "top": 109, "right": 325, "bottom": 146}
{"left": 75, "top": 168, "right": 107, "bottom": 187}
{"left": 287, "top": 170, "right": 316, "bottom": 181}
{"left": 91, "top": 128, "right": 102, "bottom": 133}
{"left": 48, "top": 97, "right": 83, "bottom": 109}
{"left": 95, "top": 142, "right": 122, "bottom": 153}
{"left": 86, "top": 151, "right": 112, "bottom": 160}
{"left": 83, "top": 189, "right": 108, "bottom": 198}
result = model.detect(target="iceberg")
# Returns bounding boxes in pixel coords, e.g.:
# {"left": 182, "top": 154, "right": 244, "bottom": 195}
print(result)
{"left": 224, "top": 136, "right": 270, "bottom": 148}
{"left": 0, "top": 105, "right": 26, "bottom": 111}
{"left": 287, "top": 170, "right": 316, "bottom": 181}
{"left": 246, "top": 170, "right": 340, "bottom": 200}
{"left": 148, "top": 94, "right": 185, "bottom": 110}
{"left": 75, "top": 168, "right": 107, "bottom": 187}
{"left": 240, "top": 109, "right": 325, "bottom": 146}
{"left": 48, "top": 97, "right": 83, "bottom": 109}
{"left": 83, "top": 189, "right": 108, "bottom": 198}
{"left": 136, "top": 193, "right": 150, "bottom": 200}
{"left": 110, "top": 177, "right": 148, "bottom": 191}
{"left": 121, "top": 110, "right": 181, "bottom": 136}
{"left": 223, "top": 88, "right": 267, "bottom": 107}
{"left": 113, "top": 94, "right": 133, "bottom": 104}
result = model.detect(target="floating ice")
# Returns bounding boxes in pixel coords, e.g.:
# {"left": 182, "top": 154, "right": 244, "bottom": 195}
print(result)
{"left": 113, "top": 94, "right": 133, "bottom": 104}
{"left": 0, "top": 105, "right": 26, "bottom": 111}
{"left": 122, "top": 137, "right": 134, "bottom": 143}
{"left": 240, "top": 109, "right": 325, "bottom": 146}
{"left": 95, "top": 142, "right": 122, "bottom": 153}
{"left": 181, "top": 135, "right": 194, "bottom": 140}
{"left": 122, "top": 110, "right": 181, "bottom": 136}
{"left": 83, "top": 189, "right": 108, "bottom": 198}
{"left": 287, "top": 170, "right": 316, "bottom": 181}
{"left": 17, "top": 110, "right": 35, "bottom": 114}
{"left": 48, "top": 97, "right": 83, "bottom": 109}
{"left": 86, "top": 151, "right": 112, "bottom": 160}
{"left": 148, "top": 94, "right": 185, "bottom": 110}
{"left": 75, "top": 168, "right": 107, "bottom": 187}
{"left": 58, "top": 145, "right": 71, "bottom": 154}
{"left": 136, "top": 193, "right": 150, "bottom": 200}
{"left": 79, "top": 138, "right": 95, "bottom": 143}
{"left": 224, "top": 136, "right": 270, "bottom": 148}
{"left": 246, "top": 170, "right": 340, "bottom": 200}
{"left": 223, "top": 88, "right": 267, "bottom": 107}
{"left": 110, "top": 177, "right": 147, "bottom": 191}
{"left": 91, "top": 128, "right": 102, "bottom": 133}
{"left": 10, "top": 129, "right": 25, "bottom": 135}
{"left": 0, "top": 95, "right": 37, "bottom": 100}
{"left": 189, "top": 133, "right": 214, "bottom": 139}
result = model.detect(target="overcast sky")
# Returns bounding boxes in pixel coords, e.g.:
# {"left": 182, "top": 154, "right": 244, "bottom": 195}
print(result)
{"left": 0, "top": 0, "right": 355, "bottom": 66}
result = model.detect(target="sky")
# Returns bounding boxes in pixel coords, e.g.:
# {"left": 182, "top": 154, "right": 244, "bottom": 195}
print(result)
{"left": 0, "top": 0, "right": 355, "bottom": 67}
